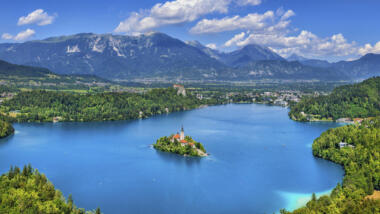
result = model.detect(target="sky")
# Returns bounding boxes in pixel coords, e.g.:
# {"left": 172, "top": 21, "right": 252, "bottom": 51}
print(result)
{"left": 1, "top": 0, "right": 380, "bottom": 62}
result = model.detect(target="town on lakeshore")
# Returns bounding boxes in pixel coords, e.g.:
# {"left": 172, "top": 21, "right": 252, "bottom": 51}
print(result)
{"left": 153, "top": 126, "right": 208, "bottom": 157}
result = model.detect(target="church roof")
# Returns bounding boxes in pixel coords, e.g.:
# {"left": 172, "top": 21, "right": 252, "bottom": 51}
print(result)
{"left": 180, "top": 140, "right": 187, "bottom": 143}
{"left": 173, "top": 134, "right": 180, "bottom": 139}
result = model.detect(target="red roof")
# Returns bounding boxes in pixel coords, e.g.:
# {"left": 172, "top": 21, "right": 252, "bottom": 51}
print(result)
{"left": 189, "top": 143, "right": 194, "bottom": 146}
{"left": 173, "top": 134, "right": 180, "bottom": 139}
{"left": 173, "top": 84, "right": 184, "bottom": 88}
{"left": 180, "top": 140, "right": 188, "bottom": 143}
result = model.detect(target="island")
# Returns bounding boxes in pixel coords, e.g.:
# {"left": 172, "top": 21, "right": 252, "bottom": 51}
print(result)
{"left": 153, "top": 126, "right": 208, "bottom": 157}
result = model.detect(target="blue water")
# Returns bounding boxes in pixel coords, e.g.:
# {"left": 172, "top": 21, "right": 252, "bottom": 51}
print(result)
{"left": 0, "top": 104, "right": 344, "bottom": 214}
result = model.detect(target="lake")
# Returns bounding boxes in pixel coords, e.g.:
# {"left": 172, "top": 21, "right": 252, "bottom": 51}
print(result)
{"left": 0, "top": 104, "right": 344, "bottom": 214}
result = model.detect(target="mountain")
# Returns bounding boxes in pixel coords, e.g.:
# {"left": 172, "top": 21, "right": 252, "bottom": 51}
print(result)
{"left": 1, "top": 32, "right": 378, "bottom": 81}
{"left": 332, "top": 53, "right": 380, "bottom": 79}
{"left": 185, "top": 40, "right": 222, "bottom": 61}
{"left": 287, "top": 54, "right": 331, "bottom": 68}
{"left": 221, "top": 44, "right": 285, "bottom": 67}
{"left": 287, "top": 54, "right": 309, "bottom": 62}
{"left": 232, "top": 60, "right": 344, "bottom": 80}
{"left": 300, "top": 59, "right": 332, "bottom": 68}
{"left": 0, "top": 32, "right": 228, "bottom": 80}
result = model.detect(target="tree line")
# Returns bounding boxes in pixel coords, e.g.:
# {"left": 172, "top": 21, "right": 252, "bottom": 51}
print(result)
{"left": 281, "top": 117, "right": 380, "bottom": 213}
{"left": 0, "top": 164, "right": 101, "bottom": 214}
{"left": 0, "top": 88, "right": 221, "bottom": 122}
{"left": 289, "top": 77, "right": 380, "bottom": 121}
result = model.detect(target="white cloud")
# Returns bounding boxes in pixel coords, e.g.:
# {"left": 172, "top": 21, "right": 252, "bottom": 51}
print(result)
{"left": 13, "top": 29, "right": 36, "bottom": 41}
{"left": 115, "top": 0, "right": 231, "bottom": 34}
{"left": 358, "top": 41, "right": 380, "bottom": 55}
{"left": 224, "top": 30, "right": 358, "bottom": 58}
{"left": 236, "top": 0, "right": 261, "bottom": 6}
{"left": 18, "top": 9, "right": 55, "bottom": 26}
{"left": 1, "top": 33, "right": 13, "bottom": 40}
{"left": 206, "top": 43, "right": 217, "bottom": 49}
{"left": 114, "top": 0, "right": 263, "bottom": 34}
{"left": 224, "top": 32, "right": 246, "bottom": 47}
{"left": 190, "top": 10, "right": 295, "bottom": 34}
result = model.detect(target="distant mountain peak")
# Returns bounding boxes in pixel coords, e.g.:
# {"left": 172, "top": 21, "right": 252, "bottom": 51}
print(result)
{"left": 287, "top": 53, "right": 309, "bottom": 62}
{"left": 222, "top": 43, "right": 284, "bottom": 67}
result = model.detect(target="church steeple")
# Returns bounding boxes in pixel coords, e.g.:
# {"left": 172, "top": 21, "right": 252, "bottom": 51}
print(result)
{"left": 180, "top": 125, "right": 185, "bottom": 140}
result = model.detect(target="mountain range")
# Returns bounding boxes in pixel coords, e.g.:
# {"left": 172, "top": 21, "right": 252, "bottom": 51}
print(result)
{"left": 0, "top": 32, "right": 379, "bottom": 81}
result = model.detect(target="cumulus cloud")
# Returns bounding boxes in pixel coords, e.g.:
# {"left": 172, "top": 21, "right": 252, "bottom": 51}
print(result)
{"left": 1, "top": 33, "right": 13, "bottom": 40}
{"left": 115, "top": 0, "right": 231, "bottom": 34}
{"left": 206, "top": 43, "right": 217, "bottom": 49}
{"left": 114, "top": 0, "right": 262, "bottom": 34}
{"left": 212, "top": 8, "right": 362, "bottom": 59}
{"left": 2, "top": 29, "right": 36, "bottom": 41}
{"left": 358, "top": 41, "right": 380, "bottom": 55}
{"left": 236, "top": 0, "right": 261, "bottom": 6}
{"left": 224, "top": 29, "right": 358, "bottom": 58}
{"left": 18, "top": 9, "right": 55, "bottom": 26}
{"left": 190, "top": 9, "right": 294, "bottom": 34}
{"left": 224, "top": 32, "right": 246, "bottom": 47}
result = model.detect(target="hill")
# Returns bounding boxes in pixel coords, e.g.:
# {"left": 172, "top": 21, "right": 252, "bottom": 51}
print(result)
{"left": 289, "top": 77, "right": 380, "bottom": 121}
{"left": 281, "top": 118, "right": 380, "bottom": 214}
{"left": 332, "top": 53, "right": 380, "bottom": 79}
{"left": 0, "top": 59, "right": 115, "bottom": 91}
{"left": 233, "top": 60, "right": 344, "bottom": 80}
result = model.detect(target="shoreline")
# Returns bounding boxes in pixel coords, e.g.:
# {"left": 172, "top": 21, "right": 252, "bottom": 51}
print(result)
{"left": 278, "top": 189, "right": 333, "bottom": 212}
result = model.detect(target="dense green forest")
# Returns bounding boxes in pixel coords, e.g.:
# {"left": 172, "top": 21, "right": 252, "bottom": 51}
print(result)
{"left": 281, "top": 117, "right": 380, "bottom": 214}
{"left": 0, "top": 165, "right": 100, "bottom": 214}
{"left": 289, "top": 77, "right": 380, "bottom": 121}
{"left": 0, "top": 119, "right": 14, "bottom": 138}
{"left": 0, "top": 88, "right": 218, "bottom": 122}
{"left": 154, "top": 135, "right": 207, "bottom": 157}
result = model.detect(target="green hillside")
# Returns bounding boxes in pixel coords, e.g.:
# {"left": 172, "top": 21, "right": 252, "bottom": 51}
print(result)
{"left": 289, "top": 77, "right": 380, "bottom": 121}
{"left": 0, "top": 88, "right": 216, "bottom": 122}
{"left": 0, "top": 59, "right": 115, "bottom": 91}
{"left": 281, "top": 117, "right": 380, "bottom": 213}
{"left": 0, "top": 165, "right": 100, "bottom": 213}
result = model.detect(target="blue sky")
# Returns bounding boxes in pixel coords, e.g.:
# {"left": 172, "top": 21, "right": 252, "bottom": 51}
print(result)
{"left": 1, "top": 0, "right": 380, "bottom": 61}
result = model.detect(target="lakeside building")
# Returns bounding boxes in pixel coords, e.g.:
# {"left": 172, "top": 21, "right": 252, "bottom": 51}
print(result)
{"left": 339, "top": 142, "right": 355, "bottom": 149}
{"left": 173, "top": 84, "right": 186, "bottom": 96}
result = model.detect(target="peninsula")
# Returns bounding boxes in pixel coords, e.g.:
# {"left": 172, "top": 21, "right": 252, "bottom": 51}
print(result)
{"left": 153, "top": 126, "right": 208, "bottom": 157}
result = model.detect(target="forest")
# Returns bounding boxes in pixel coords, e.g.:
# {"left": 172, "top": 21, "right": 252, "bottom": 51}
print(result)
{"left": 281, "top": 117, "right": 380, "bottom": 213}
{"left": 0, "top": 164, "right": 100, "bottom": 214}
{"left": 0, "top": 117, "right": 14, "bottom": 138}
{"left": 0, "top": 88, "right": 220, "bottom": 122}
{"left": 289, "top": 77, "right": 380, "bottom": 121}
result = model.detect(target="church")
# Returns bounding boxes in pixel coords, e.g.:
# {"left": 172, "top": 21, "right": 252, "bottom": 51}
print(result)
{"left": 171, "top": 126, "right": 195, "bottom": 148}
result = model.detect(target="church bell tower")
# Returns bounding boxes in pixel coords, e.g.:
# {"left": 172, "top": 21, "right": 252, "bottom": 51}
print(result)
{"left": 180, "top": 125, "right": 185, "bottom": 140}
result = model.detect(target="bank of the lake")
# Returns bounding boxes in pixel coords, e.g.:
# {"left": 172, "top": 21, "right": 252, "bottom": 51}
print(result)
{"left": 0, "top": 119, "right": 14, "bottom": 138}
{"left": 0, "top": 104, "right": 345, "bottom": 214}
